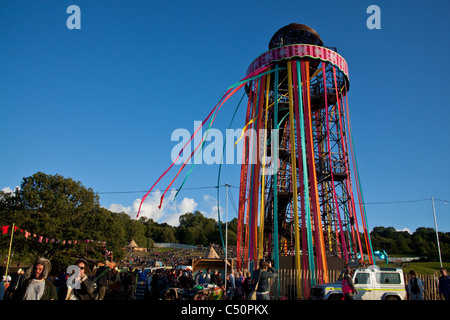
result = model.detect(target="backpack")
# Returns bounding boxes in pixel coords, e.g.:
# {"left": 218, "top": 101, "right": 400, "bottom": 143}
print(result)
{"left": 411, "top": 278, "right": 420, "bottom": 294}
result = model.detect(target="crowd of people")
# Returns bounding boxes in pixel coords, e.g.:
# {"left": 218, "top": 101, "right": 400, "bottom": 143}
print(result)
{"left": 0, "top": 257, "right": 120, "bottom": 300}
{"left": 123, "top": 249, "right": 195, "bottom": 268}
{"left": 2, "top": 255, "right": 450, "bottom": 301}
{"left": 122, "top": 245, "right": 238, "bottom": 268}
{"left": 405, "top": 268, "right": 450, "bottom": 301}
{"left": 0, "top": 256, "right": 278, "bottom": 300}
{"left": 136, "top": 259, "right": 277, "bottom": 301}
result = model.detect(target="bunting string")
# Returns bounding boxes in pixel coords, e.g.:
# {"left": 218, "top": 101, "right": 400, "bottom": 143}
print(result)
{"left": 0, "top": 224, "right": 106, "bottom": 246}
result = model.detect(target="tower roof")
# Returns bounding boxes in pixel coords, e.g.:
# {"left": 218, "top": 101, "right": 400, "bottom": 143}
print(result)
{"left": 269, "top": 23, "right": 323, "bottom": 49}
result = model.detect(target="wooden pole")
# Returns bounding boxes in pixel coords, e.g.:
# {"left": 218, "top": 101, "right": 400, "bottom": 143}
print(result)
{"left": 5, "top": 223, "right": 15, "bottom": 282}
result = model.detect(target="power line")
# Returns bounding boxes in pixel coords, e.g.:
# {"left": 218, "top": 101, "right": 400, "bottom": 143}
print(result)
{"left": 364, "top": 198, "right": 449, "bottom": 205}
{"left": 99, "top": 188, "right": 448, "bottom": 206}
{"left": 362, "top": 198, "right": 431, "bottom": 205}
{"left": 98, "top": 184, "right": 234, "bottom": 194}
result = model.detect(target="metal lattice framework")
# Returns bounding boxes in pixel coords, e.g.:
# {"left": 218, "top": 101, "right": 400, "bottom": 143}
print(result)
{"left": 235, "top": 24, "right": 375, "bottom": 298}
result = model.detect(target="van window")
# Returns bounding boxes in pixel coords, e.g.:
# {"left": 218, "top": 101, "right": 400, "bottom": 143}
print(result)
{"left": 376, "top": 272, "right": 401, "bottom": 284}
{"left": 354, "top": 272, "right": 370, "bottom": 284}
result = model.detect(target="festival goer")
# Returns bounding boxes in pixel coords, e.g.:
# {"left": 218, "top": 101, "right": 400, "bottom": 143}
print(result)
{"left": 144, "top": 269, "right": 152, "bottom": 300}
{"left": 94, "top": 263, "right": 111, "bottom": 300}
{"left": 195, "top": 270, "right": 205, "bottom": 286}
{"left": 341, "top": 268, "right": 357, "bottom": 300}
{"left": 108, "top": 267, "right": 122, "bottom": 300}
{"left": 253, "top": 260, "right": 277, "bottom": 300}
{"left": 438, "top": 268, "right": 450, "bottom": 300}
{"left": 234, "top": 271, "right": 244, "bottom": 300}
{"left": 177, "top": 268, "right": 189, "bottom": 289}
{"left": 54, "top": 268, "right": 67, "bottom": 296}
{"left": 204, "top": 268, "right": 211, "bottom": 285}
{"left": 217, "top": 271, "right": 223, "bottom": 287}
{"left": 407, "top": 270, "right": 424, "bottom": 300}
{"left": 166, "top": 268, "right": 177, "bottom": 287}
{"left": 13, "top": 257, "right": 57, "bottom": 300}
{"left": 66, "top": 258, "right": 97, "bottom": 300}
{"left": 159, "top": 269, "right": 170, "bottom": 291}
{"left": 4, "top": 268, "right": 26, "bottom": 300}
{"left": 0, "top": 267, "right": 5, "bottom": 300}
{"left": 211, "top": 269, "right": 219, "bottom": 285}
{"left": 243, "top": 271, "right": 254, "bottom": 299}
{"left": 226, "top": 270, "right": 236, "bottom": 300}
{"left": 123, "top": 268, "right": 137, "bottom": 300}
{"left": 151, "top": 269, "right": 161, "bottom": 300}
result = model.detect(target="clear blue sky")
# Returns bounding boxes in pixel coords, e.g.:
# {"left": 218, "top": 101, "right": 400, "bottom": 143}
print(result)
{"left": 1, "top": 0, "right": 449, "bottom": 233}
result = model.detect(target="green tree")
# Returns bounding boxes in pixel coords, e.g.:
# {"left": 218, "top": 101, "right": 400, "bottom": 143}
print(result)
{"left": 177, "top": 211, "right": 222, "bottom": 246}
{"left": 0, "top": 172, "right": 127, "bottom": 263}
{"left": 143, "top": 218, "right": 176, "bottom": 243}
{"left": 128, "top": 219, "right": 147, "bottom": 248}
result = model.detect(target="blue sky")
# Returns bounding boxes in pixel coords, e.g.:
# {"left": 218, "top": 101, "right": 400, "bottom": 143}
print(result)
{"left": 1, "top": 0, "right": 449, "bottom": 233}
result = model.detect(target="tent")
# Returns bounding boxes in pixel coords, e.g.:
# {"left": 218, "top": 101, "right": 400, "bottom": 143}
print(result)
{"left": 191, "top": 246, "right": 234, "bottom": 272}
{"left": 124, "top": 239, "right": 146, "bottom": 252}
{"left": 204, "top": 246, "right": 220, "bottom": 259}
{"left": 126, "top": 239, "right": 139, "bottom": 249}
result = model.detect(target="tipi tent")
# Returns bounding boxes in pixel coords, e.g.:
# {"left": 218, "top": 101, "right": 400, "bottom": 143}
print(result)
{"left": 204, "top": 246, "right": 220, "bottom": 259}
{"left": 127, "top": 239, "right": 139, "bottom": 249}
{"left": 124, "top": 239, "right": 146, "bottom": 252}
{"left": 191, "top": 245, "right": 233, "bottom": 272}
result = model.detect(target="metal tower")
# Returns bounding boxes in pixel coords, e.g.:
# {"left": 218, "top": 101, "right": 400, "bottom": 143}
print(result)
{"left": 236, "top": 24, "right": 374, "bottom": 295}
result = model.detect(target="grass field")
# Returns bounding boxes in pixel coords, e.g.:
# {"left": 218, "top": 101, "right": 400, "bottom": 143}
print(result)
{"left": 380, "top": 261, "right": 450, "bottom": 274}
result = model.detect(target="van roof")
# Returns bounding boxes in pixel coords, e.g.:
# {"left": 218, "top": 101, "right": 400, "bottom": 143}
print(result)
{"left": 355, "top": 265, "right": 402, "bottom": 272}
{"left": 378, "top": 267, "right": 402, "bottom": 272}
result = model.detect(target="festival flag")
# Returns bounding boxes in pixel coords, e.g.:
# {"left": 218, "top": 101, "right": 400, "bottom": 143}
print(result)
{"left": 1, "top": 223, "right": 105, "bottom": 248}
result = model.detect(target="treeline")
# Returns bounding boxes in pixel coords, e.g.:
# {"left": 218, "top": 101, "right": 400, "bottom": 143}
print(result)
{"left": 1, "top": 172, "right": 449, "bottom": 267}
{"left": 370, "top": 226, "right": 450, "bottom": 261}
{"left": 0, "top": 172, "right": 236, "bottom": 266}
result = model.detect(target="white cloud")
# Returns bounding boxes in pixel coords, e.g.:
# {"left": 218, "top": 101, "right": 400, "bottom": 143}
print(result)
{"left": 178, "top": 197, "right": 198, "bottom": 215}
{"left": 108, "top": 203, "right": 133, "bottom": 216}
{"left": 2, "top": 187, "right": 13, "bottom": 193}
{"left": 132, "top": 189, "right": 169, "bottom": 222}
{"left": 1, "top": 186, "right": 20, "bottom": 194}
{"left": 107, "top": 189, "right": 199, "bottom": 227}
{"left": 106, "top": 191, "right": 230, "bottom": 226}
{"left": 202, "top": 194, "right": 225, "bottom": 221}
{"left": 396, "top": 227, "right": 412, "bottom": 234}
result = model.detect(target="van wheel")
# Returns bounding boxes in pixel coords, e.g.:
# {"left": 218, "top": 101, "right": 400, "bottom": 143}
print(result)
{"left": 328, "top": 294, "right": 343, "bottom": 300}
{"left": 384, "top": 296, "right": 399, "bottom": 300}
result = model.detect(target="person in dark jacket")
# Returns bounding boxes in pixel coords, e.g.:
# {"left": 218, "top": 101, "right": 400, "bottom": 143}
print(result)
{"left": 253, "top": 260, "right": 277, "bottom": 300}
{"left": 13, "top": 257, "right": 57, "bottom": 300}
{"left": 65, "top": 259, "right": 97, "bottom": 300}
{"left": 94, "top": 264, "right": 111, "bottom": 300}
{"left": 438, "top": 268, "right": 450, "bottom": 300}
{"left": 124, "top": 268, "right": 137, "bottom": 300}
{"left": 243, "top": 271, "right": 254, "bottom": 299}
{"left": 407, "top": 270, "right": 424, "bottom": 300}
{"left": 5, "top": 268, "right": 26, "bottom": 300}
